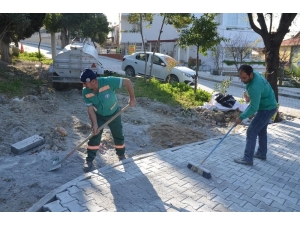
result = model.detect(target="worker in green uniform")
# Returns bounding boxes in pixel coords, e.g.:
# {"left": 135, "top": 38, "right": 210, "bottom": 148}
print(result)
{"left": 234, "top": 64, "right": 278, "bottom": 166}
{"left": 80, "top": 68, "right": 136, "bottom": 172}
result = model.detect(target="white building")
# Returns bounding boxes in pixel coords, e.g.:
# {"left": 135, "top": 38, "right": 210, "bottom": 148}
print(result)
{"left": 119, "top": 13, "right": 265, "bottom": 74}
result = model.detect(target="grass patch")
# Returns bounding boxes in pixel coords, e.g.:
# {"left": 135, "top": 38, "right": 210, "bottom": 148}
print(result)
{"left": 13, "top": 52, "right": 53, "bottom": 65}
{"left": 0, "top": 60, "right": 48, "bottom": 97}
{"left": 114, "top": 74, "right": 211, "bottom": 108}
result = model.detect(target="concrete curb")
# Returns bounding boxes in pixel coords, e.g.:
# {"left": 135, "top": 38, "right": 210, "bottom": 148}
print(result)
{"left": 199, "top": 76, "right": 300, "bottom": 100}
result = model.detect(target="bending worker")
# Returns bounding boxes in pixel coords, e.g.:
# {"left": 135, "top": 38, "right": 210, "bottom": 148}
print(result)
{"left": 80, "top": 69, "right": 136, "bottom": 172}
{"left": 234, "top": 64, "right": 278, "bottom": 166}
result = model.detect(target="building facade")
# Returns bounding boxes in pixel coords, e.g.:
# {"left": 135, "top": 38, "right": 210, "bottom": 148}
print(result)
{"left": 119, "top": 13, "right": 266, "bottom": 74}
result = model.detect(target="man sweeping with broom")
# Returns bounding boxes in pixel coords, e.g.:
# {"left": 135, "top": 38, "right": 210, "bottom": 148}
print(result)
{"left": 234, "top": 64, "right": 278, "bottom": 166}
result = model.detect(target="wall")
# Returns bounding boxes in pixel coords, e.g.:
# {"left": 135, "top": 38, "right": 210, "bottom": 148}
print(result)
{"left": 23, "top": 32, "right": 62, "bottom": 47}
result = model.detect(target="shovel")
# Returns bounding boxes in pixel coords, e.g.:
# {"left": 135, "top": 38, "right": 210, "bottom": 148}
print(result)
{"left": 48, "top": 104, "right": 130, "bottom": 171}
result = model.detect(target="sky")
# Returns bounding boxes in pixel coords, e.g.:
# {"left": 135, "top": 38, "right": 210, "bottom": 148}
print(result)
{"left": 105, "top": 13, "right": 120, "bottom": 25}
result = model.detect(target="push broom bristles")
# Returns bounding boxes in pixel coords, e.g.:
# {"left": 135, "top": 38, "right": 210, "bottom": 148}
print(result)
{"left": 187, "top": 124, "right": 235, "bottom": 179}
{"left": 187, "top": 161, "right": 211, "bottom": 179}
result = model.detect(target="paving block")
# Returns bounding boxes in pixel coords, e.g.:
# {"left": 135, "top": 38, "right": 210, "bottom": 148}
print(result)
{"left": 70, "top": 190, "right": 93, "bottom": 204}
{"left": 56, "top": 191, "right": 76, "bottom": 204}
{"left": 11, "top": 134, "right": 45, "bottom": 154}
{"left": 67, "top": 185, "right": 81, "bottom": 195}
{"left": 43, "top": 200, "right": 67, "bottom": 212}
{"left": 61, "top": 200, "right": 87, "bottom": 212}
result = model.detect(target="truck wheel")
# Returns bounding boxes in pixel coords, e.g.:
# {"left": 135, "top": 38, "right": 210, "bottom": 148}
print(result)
{"left": 52, "top": 73, "right": 64, "bottom": 91}
{"left": 166, "top": 74, "right": 179, "bottom": 83}
{"left": 125, "top": 66, "right": 136, "bottom": 77}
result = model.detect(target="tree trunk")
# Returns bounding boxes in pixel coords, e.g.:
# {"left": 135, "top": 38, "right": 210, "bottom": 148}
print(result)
{"left": 38, "top": 30, "right": 42, "bottom": 62}
{"left": 194, "top": 47, "right": 200, "bottom": 93}
{"left": 265, "top": 45, "right": 280, "bottom": 103}
{"left": 0, "top": 41, "right": 12, "bottom": 63}
{"left": 51, "top": 32, "right": 56, "bottom": 59}
{"left": 60, "top": 27, "right": 69, "bottom": 48}
{"left": 139, "top": 15, "right": 147, "bottom": 82}
{"left": 149, "top": 16, "right": 165, "bottom": 78}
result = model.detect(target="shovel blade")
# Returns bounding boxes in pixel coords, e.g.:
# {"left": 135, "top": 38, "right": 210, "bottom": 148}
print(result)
{"left": 48, "top": 163, "right": 62, "bottom": 172}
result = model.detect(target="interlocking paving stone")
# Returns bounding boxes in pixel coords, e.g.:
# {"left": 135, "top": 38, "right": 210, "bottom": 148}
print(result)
{"left": 61, "top": 200, "right": 87, "bottom": 212}
{"left": 243, "top": 202, "right": 265, "bottom": 212}
{"left": 277, "top": 192, "right": 299, "bottom": 204}
{"left": 265, "top": 193, "right": 286, "bottom": 205}
{"left": 56, "top": 191, "right": 76, "bottom": 204}
{"left": 81, "top": 200, "right": 104, "bottom": 212}
{"left": 228, "top": 203, "right": 249, "bottom": 212}
{"left": 270, "top": 201, "right": 294, "bottom": 212}
{"left": 67, "top": 185, "right": 81, "bottom": 195}
{"left": 257, "top": 202, "right": 280, "bottom": 212}
{"left": 226, "top": 194, "right": 247, "bottom": 207}
{"left": 70, "top": 190, "right": 93, "bottom": 204}
{"left": 43, "top": 200, "right": 67, "bottom": 212}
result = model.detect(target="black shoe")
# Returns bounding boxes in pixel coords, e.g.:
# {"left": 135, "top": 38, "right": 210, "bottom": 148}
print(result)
{"left": 118, "top": 154, "right": 126, "bottom": 161}
{"left": 254, "top": 152, "right": 266, "bottom": 160}
{"left": 234, "top": 157, "right": 253, "bottom": 166}
{"left": 82, "top": 161, "right": 94, "bottom": 172}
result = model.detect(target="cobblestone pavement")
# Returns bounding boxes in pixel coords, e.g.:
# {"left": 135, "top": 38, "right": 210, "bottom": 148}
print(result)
{"left": 28, "top": 118, "right": 300, "bottom": 212}
{"left": 27, "top": 55, "right": 300, "bottom": 212}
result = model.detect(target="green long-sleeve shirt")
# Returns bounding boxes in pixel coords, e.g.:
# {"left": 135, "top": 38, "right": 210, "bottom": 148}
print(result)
{"left": 239, "top": 71, "right": 277, "bottom": 120}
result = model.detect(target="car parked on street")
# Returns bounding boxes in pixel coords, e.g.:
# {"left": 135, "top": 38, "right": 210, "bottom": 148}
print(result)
{"left": 121, "top": 52, "right": 195, "bottom": 85}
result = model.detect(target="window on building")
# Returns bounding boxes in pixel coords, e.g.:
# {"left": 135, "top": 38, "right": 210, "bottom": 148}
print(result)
{"left": 215, "top": 14, "right": 223, "bottom": 25}
{"left": 131, "top": 23, "right": 140, "bottom": 32}
{"left": 227, "top": 13, "right": 250, "bottom": 27}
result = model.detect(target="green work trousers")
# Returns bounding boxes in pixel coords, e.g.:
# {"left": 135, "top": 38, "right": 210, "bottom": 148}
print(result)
{"left": 86, "top": 108, "right": 125, "bottom": 162}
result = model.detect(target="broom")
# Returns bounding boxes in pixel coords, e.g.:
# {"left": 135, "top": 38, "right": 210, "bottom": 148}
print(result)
{"left": 187, "top": 124, "right": 235, "bottom": 179}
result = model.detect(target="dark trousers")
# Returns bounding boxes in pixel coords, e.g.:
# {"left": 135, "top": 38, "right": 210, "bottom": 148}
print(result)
{"left": 86, "top": 108, "right": 125, "bottom": 162}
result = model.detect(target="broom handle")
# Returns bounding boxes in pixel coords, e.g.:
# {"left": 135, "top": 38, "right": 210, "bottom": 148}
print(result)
{"left": 201, "top": 124, "right": 235, "bottom": 165}
{"left": 53, "top": 104, "right": 130, "bottom": 165}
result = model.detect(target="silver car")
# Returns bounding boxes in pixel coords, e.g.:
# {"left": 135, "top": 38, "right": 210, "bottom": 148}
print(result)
{"left": 121, "top": 52, "right": 195, "bottom": 85}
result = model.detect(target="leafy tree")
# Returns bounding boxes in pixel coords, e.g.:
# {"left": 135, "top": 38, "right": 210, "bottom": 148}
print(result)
{"left": 149, "top": 13, "right": 193, "bottom": 79}
{"left": 77, "top": 13, "right": 109, "bottom": 44}
{"left": 44, "top": 13, "right": 109, "bottom": 58}
{"left": 59, "top": 13, "right": 109, "bottom": 48}
{"left": 128, "top": 13, "right": 154, "bottom": 81}
{"left": 0, "top": 13, "right": 45, "bottom": 63}
{"left": 247, "top": 13, "right": 298, "bottom": 122}
{"left": 178, "top": 13, "right": 225, "bottom": 93}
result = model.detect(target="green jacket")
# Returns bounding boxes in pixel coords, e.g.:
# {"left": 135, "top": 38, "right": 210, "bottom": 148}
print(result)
{"left": 82, "top": 77, "right": 124, "bottom": 116}
{"left": 239, "top": 71, "right": 277, "bottom": 120}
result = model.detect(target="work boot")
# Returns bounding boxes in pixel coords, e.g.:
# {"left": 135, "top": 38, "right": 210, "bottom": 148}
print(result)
{"left": 118, "top": 154, "right": 126, "bottom": 161}
{"left": 253, "top": 152, "right": 267, "bottom": 160}
{"left": 82, "top": 161, "right": 94, "bottom": 172}
{"left": 234, "top": 157, "right": 253, "bottom": 166}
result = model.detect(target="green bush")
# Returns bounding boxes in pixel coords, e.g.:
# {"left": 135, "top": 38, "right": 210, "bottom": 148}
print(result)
{"left": 14, "top": 52, "right": 53, "bottom": 65}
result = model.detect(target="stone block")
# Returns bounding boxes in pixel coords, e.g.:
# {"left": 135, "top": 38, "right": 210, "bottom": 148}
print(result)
{"left": 11, "top": 134, "right": 45, "bottom": 155}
